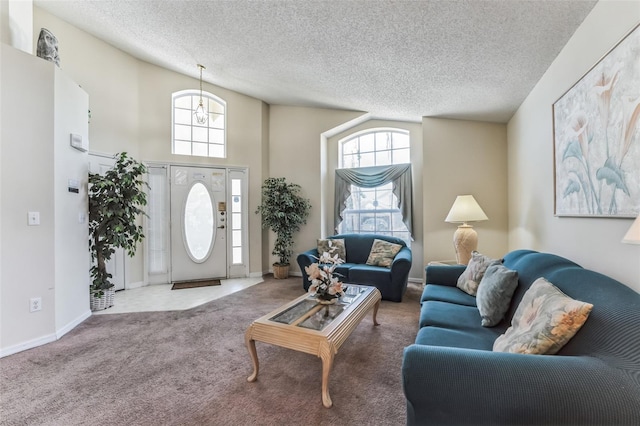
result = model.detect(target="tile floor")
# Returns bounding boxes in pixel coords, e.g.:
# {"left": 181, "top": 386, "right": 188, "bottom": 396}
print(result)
{"left": 93, "top": 277, "right": 264, "bottom": 315}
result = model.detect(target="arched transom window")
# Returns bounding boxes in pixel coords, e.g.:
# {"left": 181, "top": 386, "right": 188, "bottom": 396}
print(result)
{"left": 172, "top": 90, "right": 226, "bottom": 158}
{"left": 338, "top": 128, "right": 411, "bottom": 244}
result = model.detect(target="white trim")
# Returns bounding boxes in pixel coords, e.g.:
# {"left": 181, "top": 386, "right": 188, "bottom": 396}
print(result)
{"left": 126, "top": 281, "right": 146, "bottom": 290}
{"left": 248, "top": 271, "right": 264, "bottom": 278}
{"left": 1, "top": 309, "right": 92, "bottom": 357}
{"left": 56, "top": 310, "right": 92, "bottom": 339}
{"left": 0, "top": 333, "right": 57, "bottom": 358}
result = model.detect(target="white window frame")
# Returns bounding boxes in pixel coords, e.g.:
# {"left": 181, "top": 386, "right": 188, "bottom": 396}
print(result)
{"left": 171, "top": 89, "right": 227, "bottom": 158}
{"left": 338, "top": 128, "right": 411, "bottom": 244}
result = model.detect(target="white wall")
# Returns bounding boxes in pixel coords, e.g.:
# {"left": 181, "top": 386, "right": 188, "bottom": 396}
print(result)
{"left": 423, "top": 118, "right": 509, "bottom": 266}
{"left": 1, "top": 45, "right": 90, "bottom": 356}
{"left": 54, "top": 70, "right": 90, "bottom": 336}
{"left": 508, "top": 0, "right": 640, "bottom": 292}
{"left": 1, "top": 45, "right": 56, "bottom": 354}
{"left": 0, "top": 0, "right": 32, "bottom": 53}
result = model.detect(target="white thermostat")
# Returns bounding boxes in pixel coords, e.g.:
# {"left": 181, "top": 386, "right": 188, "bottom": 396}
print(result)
{"left": 70, "top": 133, "right": 88, "bottom": 152}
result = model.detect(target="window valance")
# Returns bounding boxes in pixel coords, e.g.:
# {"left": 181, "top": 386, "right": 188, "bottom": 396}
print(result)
{"left": 334, "top": 164, "right": 413, "bottom": 239}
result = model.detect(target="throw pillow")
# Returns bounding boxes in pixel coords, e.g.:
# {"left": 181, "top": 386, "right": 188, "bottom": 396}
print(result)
{"left": 493, "top": 277, "right": 593, "bottom": 355}
{"left": 476, "top": 264, "right": 519, "bottom": 327}
{"left": 365, "top": 239, "right": 403, "bottom": 268}
{"left": 456, "top": 251, "right": 503, "bottom": 296}
{"left": 317, "top": 238, "right": 346, "bottom": 262}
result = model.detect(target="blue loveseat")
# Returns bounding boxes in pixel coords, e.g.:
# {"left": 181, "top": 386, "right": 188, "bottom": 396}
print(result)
{"left": 402, "top": 249, "right": 640, "bottom": 425}
{"left": 296, "top": 233, "right": 412, "bottom": 302}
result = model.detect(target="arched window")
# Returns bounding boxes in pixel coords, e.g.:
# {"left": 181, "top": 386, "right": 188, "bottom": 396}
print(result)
{"left": 337, "top": 128, "right": 412, "bottom": 244}
{"left": 172, "top": 90, "right": 226, "bottom": 158}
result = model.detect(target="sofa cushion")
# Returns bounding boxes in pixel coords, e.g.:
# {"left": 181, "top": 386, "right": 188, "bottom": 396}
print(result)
{"left": 476, "top": 264, "right": 519, "bottom": 327}
{"left": 457, "top": 251, "right": 503, "bottom": 296}
{"left": 493, "top": 277, "right": 593, "bottom": 355}
{"left": 421, "top": 284, "right": 477, "bottom": 307}
{"left": 415, "top": 325, "right": 501, "bottom": 351}
{"left": 317, "top": 238, "right": 346, "bottom": 262}
{"left": 333, "top": 263, "right": 357, "bottom": 281}
{"left": 348, "top": 264, "right": 392, "bottom": 284}
{"left": 419, "top": 301, "right": 482, "bottom": 330}
{"left": 365, "top": 239, "right": 403, "bottom": 267}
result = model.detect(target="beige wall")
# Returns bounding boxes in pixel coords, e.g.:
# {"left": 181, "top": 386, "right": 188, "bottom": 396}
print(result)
{"left": 423, "top": 118, "right": 509, "bottom": 266}
{"left": 34, "top": 6, "right": 269, "bottom": 279}
{"left": 268, "top": 105, "right": 364, "bottom": 273}
{"left": 508, "top": 1, "right": 640, "bottom": 292}
{"left": 136, "top": 61, "right": 268, "bottom": 276}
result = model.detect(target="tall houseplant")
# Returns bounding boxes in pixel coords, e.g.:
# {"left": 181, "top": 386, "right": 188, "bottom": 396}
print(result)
{"left": 88, "top": 152, "right": 147, "bottom": 310}
{"left": 256, "top": 177, "right": 311, "bottom": 278}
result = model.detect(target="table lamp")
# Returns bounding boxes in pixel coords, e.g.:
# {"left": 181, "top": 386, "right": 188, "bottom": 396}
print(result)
{"left": 622, "top": 215, "right": 640, "bottom": 244}
{"left": 445, "top": 195, "right": 489, "bottom": 264}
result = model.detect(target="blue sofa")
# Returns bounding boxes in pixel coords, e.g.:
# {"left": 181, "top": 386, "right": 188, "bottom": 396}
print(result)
{"left": 296, "top": 233, "right": 412, "bottom": 302}
{"left": 402, "top": 249, "right": 640, "bottom": 425}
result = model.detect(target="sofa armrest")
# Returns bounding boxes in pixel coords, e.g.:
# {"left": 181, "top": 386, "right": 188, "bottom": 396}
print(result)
{"left": 425, "top": 264, "right": 466, "bottom": 287}
{"left": 296, "top": 249, "right": 319, "bottom": 290}
{"left": 392, "top": 247, "right": 412, "bottom": 271}
{"left": 402, "top": 344, "right": 640, "bottom": 425}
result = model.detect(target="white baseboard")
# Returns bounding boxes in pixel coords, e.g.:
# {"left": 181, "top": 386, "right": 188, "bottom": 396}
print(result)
{"left": 126, "top": 281, "right": 146, "bottom": 290}
{"left": 57, "top": 309, "right": 91, "bottom": 339}
{"left": 0, "top": 333, "right": 57, "bottom": 358}
{"left": 1, "top": 309, "right": 92, "bottom": 358}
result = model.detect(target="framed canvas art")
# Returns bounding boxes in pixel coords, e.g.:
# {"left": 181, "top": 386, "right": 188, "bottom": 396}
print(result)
{"left": 553, "top": 23, "right": 640, "bottom": 218}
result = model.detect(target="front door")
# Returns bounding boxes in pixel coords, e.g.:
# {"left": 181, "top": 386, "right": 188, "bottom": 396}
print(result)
{"left": 170, "top": 165, "right": 227, "bottom": 282}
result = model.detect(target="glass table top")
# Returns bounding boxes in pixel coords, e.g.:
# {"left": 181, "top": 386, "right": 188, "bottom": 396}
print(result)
{"left": 269, "top": 285, "right": 370, "bottom": 331}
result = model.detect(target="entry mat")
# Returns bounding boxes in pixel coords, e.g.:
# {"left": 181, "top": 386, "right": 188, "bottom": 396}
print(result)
{"left": 171, "top": 279, "right": 222, "bottom": 290}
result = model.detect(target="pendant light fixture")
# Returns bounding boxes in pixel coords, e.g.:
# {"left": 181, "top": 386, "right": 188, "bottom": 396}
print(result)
{"left": 194, "top": 64, "right": 208, "bottom": 125}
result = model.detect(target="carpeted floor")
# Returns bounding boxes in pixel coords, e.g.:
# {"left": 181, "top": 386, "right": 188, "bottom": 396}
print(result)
{"left": 0, "top": 276, "right": 421, "bottom": 425}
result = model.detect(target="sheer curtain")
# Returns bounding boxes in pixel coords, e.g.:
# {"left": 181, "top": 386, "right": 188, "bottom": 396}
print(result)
{"left": 334, "top": 164, "right": 413, "bottom": 239}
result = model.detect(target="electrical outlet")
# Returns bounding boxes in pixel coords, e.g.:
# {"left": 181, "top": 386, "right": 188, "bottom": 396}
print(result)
{"left": 30, "top": 297, "right": 42, "bottom": 312}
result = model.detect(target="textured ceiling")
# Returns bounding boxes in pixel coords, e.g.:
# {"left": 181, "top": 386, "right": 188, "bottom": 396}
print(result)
{"left": 35, "top": 0, "right": 597, "bottom": 123}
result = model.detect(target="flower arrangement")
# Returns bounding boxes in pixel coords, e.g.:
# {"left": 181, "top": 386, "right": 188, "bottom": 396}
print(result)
{"left": 305, "top": 250, "right": 345, "bottom": 302}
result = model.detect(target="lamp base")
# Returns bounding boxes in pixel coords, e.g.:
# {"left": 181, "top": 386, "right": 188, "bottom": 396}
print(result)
{"left": 452, "top": 224, "right": 478, "bottom": 265}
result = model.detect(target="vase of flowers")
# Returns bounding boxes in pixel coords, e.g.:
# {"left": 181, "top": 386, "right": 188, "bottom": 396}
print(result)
{"left": 305, "top": 248, "right": 345, "bottom": 304}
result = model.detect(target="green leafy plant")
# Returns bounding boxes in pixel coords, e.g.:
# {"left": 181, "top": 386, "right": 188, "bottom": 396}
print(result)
{"left": 88, "top": 152, "right": 148, "bottom": 296}
{"left": 255, "top": 177, "right": 311, "bottom": 266}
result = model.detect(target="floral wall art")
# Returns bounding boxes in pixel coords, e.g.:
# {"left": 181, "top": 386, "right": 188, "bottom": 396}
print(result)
{"left": 554, "top": 23, "right": 640, "bottom": 218}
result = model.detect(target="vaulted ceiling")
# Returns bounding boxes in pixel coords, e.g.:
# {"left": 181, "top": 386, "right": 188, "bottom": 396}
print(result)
{"left": 36, "top": 0, "right": 597, "bottom": 123}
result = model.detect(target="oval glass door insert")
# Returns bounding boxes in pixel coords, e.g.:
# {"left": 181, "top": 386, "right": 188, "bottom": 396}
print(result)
{"left": 183, "top": 182, "right": 215, "bottom": 262}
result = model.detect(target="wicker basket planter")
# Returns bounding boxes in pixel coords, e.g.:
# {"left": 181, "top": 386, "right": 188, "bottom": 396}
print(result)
{"left": 272, "top": 264, "right": 290, "bottom": 279}
{"left": 90, "top": 288, "right": 115, "bottom": 311}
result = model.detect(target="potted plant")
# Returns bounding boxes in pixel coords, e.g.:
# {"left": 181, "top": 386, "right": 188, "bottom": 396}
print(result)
{"left": 88, "top": 152, "right": 148, "bottom": 310}
{"left": 256, "top": 177, "right": 311, "bottom": 278}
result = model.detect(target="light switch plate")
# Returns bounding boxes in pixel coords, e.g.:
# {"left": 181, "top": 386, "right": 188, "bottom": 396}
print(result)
{"left": 28, "top": 211, "right": 40, "bottom": 226}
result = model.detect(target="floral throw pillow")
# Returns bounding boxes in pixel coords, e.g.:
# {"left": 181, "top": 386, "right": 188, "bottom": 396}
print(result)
{"left": 317, "top": 238, "right": 346, "bottom": 262}
{"left": 493, "top": 277, "right": 593, "bottom": 355}
{"left": 456, "top": 251, "right": 503, "bottom": 296}
{"left": 365, "top": 239, "right": 402, "bottom": 268}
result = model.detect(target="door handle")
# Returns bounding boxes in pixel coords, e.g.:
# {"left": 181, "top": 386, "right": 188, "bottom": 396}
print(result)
{"left": 217, "top": 225, "right": 225, "bottom": 229}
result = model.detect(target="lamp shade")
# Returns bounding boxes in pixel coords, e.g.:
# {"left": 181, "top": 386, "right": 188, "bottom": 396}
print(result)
{"left": 445, "top": 195, "right": 489, "bottom": 224}
{"left": 622, "top": 215, "right": 640, "bottom": 244}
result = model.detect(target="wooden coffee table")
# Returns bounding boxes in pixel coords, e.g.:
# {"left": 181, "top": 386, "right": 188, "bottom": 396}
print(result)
{"left": 245, "top": 284, "right": 381, "bottom": 408}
